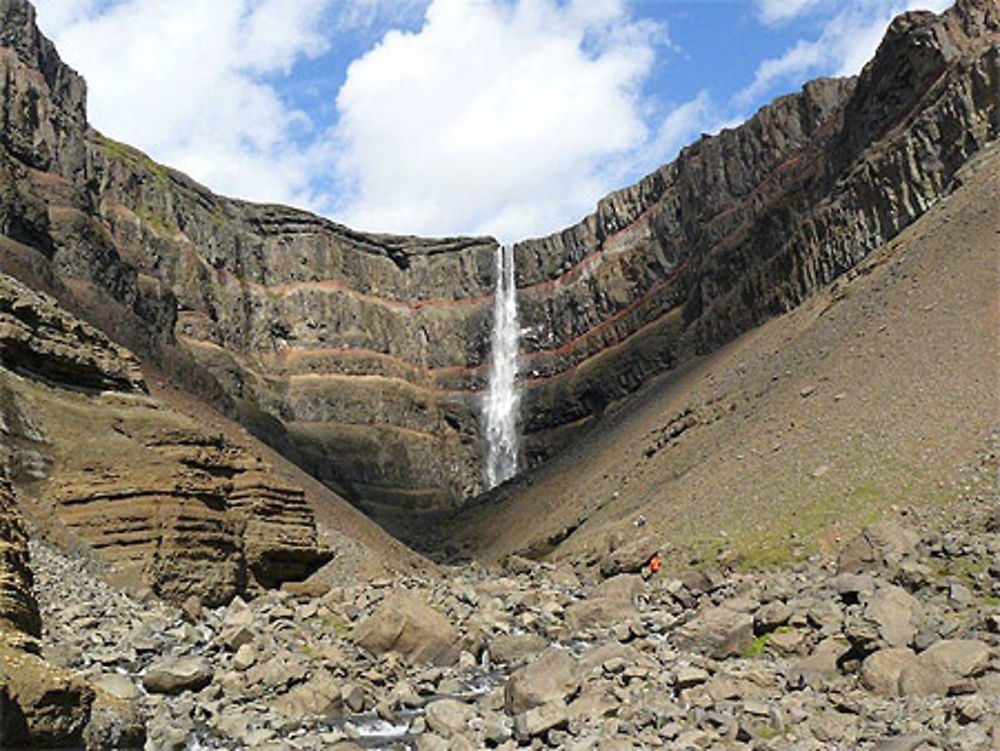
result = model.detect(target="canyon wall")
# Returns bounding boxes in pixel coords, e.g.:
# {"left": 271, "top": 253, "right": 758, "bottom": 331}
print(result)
{"left": 0, "top": 0, "right": 997, "bottom": 519}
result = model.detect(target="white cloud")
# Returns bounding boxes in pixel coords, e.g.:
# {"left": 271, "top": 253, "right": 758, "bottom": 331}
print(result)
{"left": 331, "top": 0, "right": 665, "bottom": 241}
{"left": 32, "top": 0, "right": 693, "bottom": 243}
{"left": 741, "top": 0, "right": 953, "bottom": 104}
{"left": 756, "top": 0, "right": 825, "bottom": 25}
{"left": 34, "top": 0, "right": 337, "bottom": 209}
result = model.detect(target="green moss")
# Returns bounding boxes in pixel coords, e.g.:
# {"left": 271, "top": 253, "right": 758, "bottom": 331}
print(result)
{"left": 743, "top": 633, "right": 770, "bottom": 658}
{"left": 96, "top": 135, "right": 170, "bottom": 183}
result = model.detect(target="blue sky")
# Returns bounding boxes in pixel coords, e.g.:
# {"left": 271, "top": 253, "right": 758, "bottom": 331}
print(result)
{"left": 34, "top": 0, "right": 950, "bottom": 242}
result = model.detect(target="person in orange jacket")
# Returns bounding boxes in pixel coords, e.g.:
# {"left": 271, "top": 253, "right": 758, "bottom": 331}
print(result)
{"left": 642, "top": 551, "right": 661, "bottom": 580}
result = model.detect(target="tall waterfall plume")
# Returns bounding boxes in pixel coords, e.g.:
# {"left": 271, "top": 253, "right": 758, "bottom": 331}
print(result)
{"left": 484, "top": 243, "right": 521, "bottom": 489}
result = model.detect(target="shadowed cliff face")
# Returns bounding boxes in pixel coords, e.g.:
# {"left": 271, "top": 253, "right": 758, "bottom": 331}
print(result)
{"left": 0, "top": 0, "right": 997, "bottom": 522}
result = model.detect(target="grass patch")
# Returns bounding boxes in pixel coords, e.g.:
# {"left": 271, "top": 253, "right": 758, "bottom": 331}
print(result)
{"left": 743, "top": 633, "right": 770, "bottom": 658}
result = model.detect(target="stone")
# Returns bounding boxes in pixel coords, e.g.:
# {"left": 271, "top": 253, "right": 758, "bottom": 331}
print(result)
{"left": 861, "top": 648, "right": 916, "bottom": 696}
{"left": 424, "top": 698, "right": 474, "bottom": 738}
{"left": 788, "top": 637, "right": 851, "bottom": 689}
{"left": 142, "top": 657, "right": 214, "bottom": 694}
{"left": 505, "top": 648, "right": 580, "bottom": 715}
{"left": 754, "top": 600, "right": 792, "bottom": 632}
{"left": 272, "top": 672, "right": 341, "bottom": 719}
{"left": 564, "top": 600, "right": 624, "bottom": 632}
{"left": 846, "top": 584, "right": 921, "bottom": 651}
{"left": 93, "top": 673, "right": 142, "bottom": 701}
{"left": 233, "top": 643, "right": 255, "bottom": 671}
{"left": 837, "top": 522, "right": 919, "bottom": 575}
{"left": 674, "top": 666, "right": 710, "bottom": 689}
{"left": 351, "top": 590, "right": 460, "bottom": 666}
{"left": 768, "top": 628, "right": 805, "bottom": 655}
{"left": 673, "top": 606, "right": 754, "bottom": 659}
{"left": 488, "top": 633, "right": 548, "bottom": 665}
{"left": 0, "top": 645, "right": 94, "bottom": 748}
{"left": 898, "top": 639, "right": 991, "bottom": 697}
{"left": 514, "top": 699, "right": 569, "bottom": 741}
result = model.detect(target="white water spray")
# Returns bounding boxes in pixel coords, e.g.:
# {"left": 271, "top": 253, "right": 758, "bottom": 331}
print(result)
{"left": 484, "top": 243, "right": 520, "bottom": 488}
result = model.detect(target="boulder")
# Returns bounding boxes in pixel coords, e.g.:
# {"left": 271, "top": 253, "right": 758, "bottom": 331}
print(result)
{"left": 592, "top": 574, "right": 645, "bottom": 602}
{"left": 424, "top": 698, "right": 474, "bottom": 739}
{"left": 488, "top": 633, "right": 548, "bottom": 665}
{"left": 673, "top": 606, "right": 754, "bottom": 658}
{"left": 788, "top": 637, "right": 851, "bottom": 689}
{"left": 142, "top": 657, "right": 214, "bottom": 694}
{"left": 846, "top": 584, "right": 921, "bottom": 652}
{"left": 898, "top": 639, "right": 992, "bottom": 697}
{"left": 514, "top": 699, "right": 569, "bottom": 741}
{"left": 351, "top": 590, "right": 460, "bottom": 666}
{"left": 0, "top": 645, "right": 95, "bottom": 748}
{"left": 837, "top": 522, "right": 919, "bottom": 575}
{"left": 273, "top": 672, "right": 341, "bottom": 719}
{"left": 566, "top": 597, "right": 636, "bottom": 632}
{"left": 861, "top": 648, "right": 916, "bottom": 696}
{"left": 505, "top": 648, "right": 580, "bottom": 715}
{"left": 93, "top": 674, "right": 142, "bottom": 702}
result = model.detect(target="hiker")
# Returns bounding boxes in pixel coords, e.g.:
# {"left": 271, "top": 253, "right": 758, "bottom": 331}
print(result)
{"left": 642, "top": 551, "right": 662, "bottom": 580}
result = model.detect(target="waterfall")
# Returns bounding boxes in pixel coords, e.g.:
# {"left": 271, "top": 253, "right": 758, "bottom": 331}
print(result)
{"left": 484, "top": 243, "right": 520, "bottom": 488}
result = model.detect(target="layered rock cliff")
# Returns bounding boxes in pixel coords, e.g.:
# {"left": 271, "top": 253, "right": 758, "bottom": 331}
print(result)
{"left": 0, "top": 271, "right": 330, "bottom": 606}
{"left": 0, "top": 0, "right": 997, "bottom": 521}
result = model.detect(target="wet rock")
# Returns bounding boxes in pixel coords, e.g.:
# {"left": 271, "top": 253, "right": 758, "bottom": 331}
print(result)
{"left": 488, "top": 633, "right": 548, "bottom": 665}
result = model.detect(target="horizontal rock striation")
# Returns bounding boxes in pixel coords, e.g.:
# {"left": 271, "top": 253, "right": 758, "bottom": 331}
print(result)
{"left": 0, "top": 267, "right": 330, "bottom": 606}
{"left": 52, "top": 429, "right": 329, "bottom": 605}
{"left": 0, "top": 468, "right": 39, "bottom": 637}
{"left": 0, "top": 0, "right": 997, "bottom": 518}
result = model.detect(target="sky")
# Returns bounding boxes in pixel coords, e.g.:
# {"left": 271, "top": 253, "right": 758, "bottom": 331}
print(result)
{"left": 33, "top": 0, "right": 952, "bottom": 243}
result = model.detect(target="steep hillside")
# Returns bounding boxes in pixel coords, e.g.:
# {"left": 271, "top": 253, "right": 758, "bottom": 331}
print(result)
{"left": 2, "top": 0, "right": 996, "bottom": 523}
{"left": 442, "top": 141, "right": 1000, "bottom": 571}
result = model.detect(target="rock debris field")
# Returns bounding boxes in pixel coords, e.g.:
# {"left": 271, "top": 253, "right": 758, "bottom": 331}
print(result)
{"left": 28, "top": 479, "right": 1000, "bottom": 750}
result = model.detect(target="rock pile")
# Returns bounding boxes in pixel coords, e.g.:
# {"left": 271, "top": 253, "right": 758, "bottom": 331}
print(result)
{"left": 22, "top": 494, "right": 1000, "bottom": 749}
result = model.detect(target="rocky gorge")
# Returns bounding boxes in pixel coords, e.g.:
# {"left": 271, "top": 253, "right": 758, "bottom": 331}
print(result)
{"left": 0, "top": 0, "right": 999, "bottom": 747}
{"left": 13, "top": 456, "right": 1000, "bottom": 750}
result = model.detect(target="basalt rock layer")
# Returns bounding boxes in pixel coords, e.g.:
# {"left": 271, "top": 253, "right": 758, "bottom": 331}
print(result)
{"left": 0, "top": 271, "right": 330, "bottom": 607}
{"left": 0, "top": 0, "right": 997, "bottom": 519}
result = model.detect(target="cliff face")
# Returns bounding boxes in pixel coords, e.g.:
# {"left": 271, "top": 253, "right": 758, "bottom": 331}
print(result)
{"left": 0, "top": 0, "right": 997, "bottom": 518}
{"left": 0, "top": 272, "right": 330, "bottom": 606}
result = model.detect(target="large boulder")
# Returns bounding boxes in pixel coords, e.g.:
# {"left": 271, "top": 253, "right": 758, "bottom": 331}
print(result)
{"left": 505, "top": 647, "right": 580, "bottom": 715}
{"left": 845, "top": 584, "right": 921, "bottom": 652}
{"left": 898, "top": 639, "right": 992, "bottom": 697}
{"left": 272, "top": 672, "right": 342, "bottom": 719}
{"left": 0, "top": 644, "right": 95, "bottom": 748}
{"left": 837, "top": 522, "right": 919, "bottom": 575}
{"left": 673, "top": 606, "right": 754, "bottom": 659}
{"left": 351, "top": 590, "right": 460, "bottom": 666}
{"left": 861, "top": 647, "right": 916, "bottom": 696}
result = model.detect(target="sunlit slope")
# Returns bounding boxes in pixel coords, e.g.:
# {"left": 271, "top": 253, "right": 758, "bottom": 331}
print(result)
{"left": 448, "top": 142, "right": 1000, "bottom": 571}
